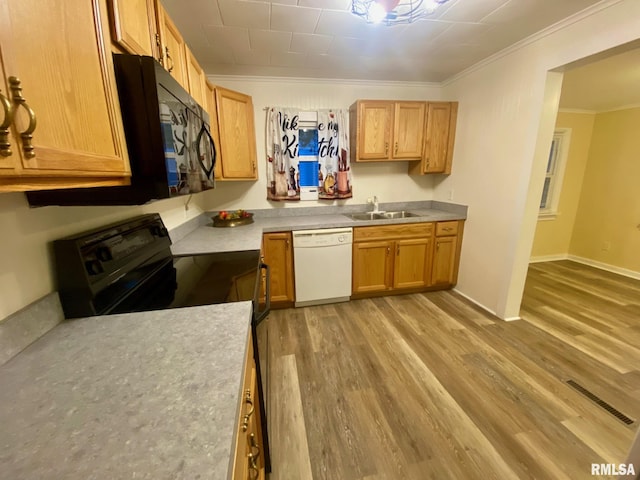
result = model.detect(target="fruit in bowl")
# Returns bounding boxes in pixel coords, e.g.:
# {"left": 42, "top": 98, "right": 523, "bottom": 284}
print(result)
{"left": 218, "top": 209, "right": 251, "bottom": 219}
{"left": 213, "top": 209, "right": 253, "bottom": 227}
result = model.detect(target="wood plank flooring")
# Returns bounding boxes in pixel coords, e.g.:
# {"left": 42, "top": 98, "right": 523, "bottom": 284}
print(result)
{"left": 256, "top": 261, "right": 640, "bottom": 479}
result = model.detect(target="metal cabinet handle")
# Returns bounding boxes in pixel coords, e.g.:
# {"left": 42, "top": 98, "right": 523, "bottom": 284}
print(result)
{"left": 386, "top": 246, "right": 390, "bottom": 255}
{"left": 8, "top": 77, "right": 36, "bottom": 159}
{"left": 165, "top": 46, "right": 174, "bottom": 73}
{"left": 0, "top": 88, "right": 12, "bottom": 157}
{"left": 394, "top": 142, "right": 398, "bottom": 155}
{"left": 241, "top": 389, "right": 254, "bottom": 432}
{"left": 248, "top": 433, "right": 261, "bottom": 479}
{"left": 396, "top": 245, "right": 400, "bottom": 256}
{"left": 384, "top": 142, "right": 388, "bottom": 155}
{"left": 155, "top": 34, "right": 163, "bottom": 65}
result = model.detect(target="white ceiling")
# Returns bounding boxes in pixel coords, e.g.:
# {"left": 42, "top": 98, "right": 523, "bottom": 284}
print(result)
{"left": 161, "top": 0, "right": 602, "bottom": 82}
{"left": 559, "top": 46, "right": 640, "bottom": 111}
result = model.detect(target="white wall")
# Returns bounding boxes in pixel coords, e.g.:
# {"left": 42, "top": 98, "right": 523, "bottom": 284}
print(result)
{"left": 439, "top": 0, "right": 640, "bottom": 319}
{"left": 202, "top": 77, "right": 443, "bottom": 211}
{"left": 0, "top": 192, "right": 207, "bottom": 321}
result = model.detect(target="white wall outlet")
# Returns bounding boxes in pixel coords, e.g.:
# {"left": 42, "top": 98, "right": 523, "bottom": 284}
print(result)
{"left": 448, "top": 189, "right": 454, "bottom": 200}
{"left": 367, "top": 197, "right": 372, "bottom": 204}
{"left": 602, "top": 241, "right": 611, "bottom": 252}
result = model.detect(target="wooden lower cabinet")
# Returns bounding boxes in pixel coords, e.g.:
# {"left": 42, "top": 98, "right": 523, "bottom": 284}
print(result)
{"left": 232, "top": 331, "right": 265, "bottom": 480}
{"left": 352, "top": 223, "right": 433, "bottom": 295}
{"left": 262, "top": 232, "right": 295, "bottom": 306}
{"left": 352, "top": 240, "right": 394, "bottom": 294}
{"left": 393, "top": 238, "right": 432, "bottom": 289}
{"left": 352, "top": 221, "right": 463, "bottom": 297}
{"left": 431, "top": 220, "right": 464, "bottom": 286}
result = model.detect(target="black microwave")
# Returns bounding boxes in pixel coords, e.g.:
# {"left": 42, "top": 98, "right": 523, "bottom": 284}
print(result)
{"left": 27, "top": 54, "right": 216, "bottom": 206}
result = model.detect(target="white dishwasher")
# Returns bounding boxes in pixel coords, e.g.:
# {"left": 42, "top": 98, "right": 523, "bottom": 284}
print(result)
{"left": 292, "top": 227, "right": 353, "bottom": 307}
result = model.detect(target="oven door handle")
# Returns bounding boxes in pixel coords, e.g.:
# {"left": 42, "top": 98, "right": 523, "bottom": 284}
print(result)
{"left": 254, "top": 262, "right": 270, "bottom": 324}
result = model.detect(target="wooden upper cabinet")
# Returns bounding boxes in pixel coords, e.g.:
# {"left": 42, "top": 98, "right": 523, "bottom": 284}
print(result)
{"left": 393, "top": 102, "right": 425, "bottom": 159}
{"left": 0, "top": 58, "right": 19, "bottom": 174}
{"left": 108, "top": 0, "right": 156, "bottom": 56}
{"left": 204, "top": 81, "right": 223, "bottom": 180}
{"left": 185, "top": 47, "right": 206, "bottom": 107}
{"left": 0, "top": 0, "right": 131, "bottom": 191}
{"left": 157, "top": 4, "right": 188, "bottom": 90}
{"left": 354, "top": 101, "right": 393, "bottom": 160}
{"left": 215, "top": 86, "right": 257, "bottom": 180}
{"left": 410, "top": 101, "right": 458, "bottom": 175}
{"left": 350, "top": 100, "right": 426, "bottom": 162}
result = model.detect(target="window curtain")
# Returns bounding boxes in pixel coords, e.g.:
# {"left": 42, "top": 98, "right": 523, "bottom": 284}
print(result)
{"left": 266, "top": 108, "right": 352, "bottom": 201}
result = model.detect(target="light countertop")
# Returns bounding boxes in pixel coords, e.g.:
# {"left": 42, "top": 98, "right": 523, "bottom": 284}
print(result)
{"left": 0, "top": 302, "right": 253, "bottom": 480}
{"left": 171, "top": 203, "right": 466, "bottom": 257}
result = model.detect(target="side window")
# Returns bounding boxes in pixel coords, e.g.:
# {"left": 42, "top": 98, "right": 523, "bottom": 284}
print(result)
{"left": 540, "top": 129, "right": 570, "bottom": 217}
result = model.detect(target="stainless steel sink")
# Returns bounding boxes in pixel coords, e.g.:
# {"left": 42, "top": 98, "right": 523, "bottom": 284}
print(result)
{"left": 349, "top": 212, "right": 380, "bottom": 220}
{"left": 348, "top": 211, "right": 421, "bottom": 221}
{"left": 378, "top": 211, "right": 420, "bottom": 219}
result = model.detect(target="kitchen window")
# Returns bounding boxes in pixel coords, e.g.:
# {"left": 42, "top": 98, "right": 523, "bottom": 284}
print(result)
{"left": 539, "top": 128, "right": 570, "bottom": 219}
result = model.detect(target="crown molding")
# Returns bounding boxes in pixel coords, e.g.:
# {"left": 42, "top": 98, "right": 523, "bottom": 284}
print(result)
{"left": 559, "top": 103, "right": 640, "bottom": 113}
{"left": 598, "top": 102, "right": 640, "bottom": 112}
{"left": 558, "top": 108, "right": 597, "bottom": 114}
{"left": 206, "top": 74, "right": 440, "bottom": 89}
{"left": 441, "top": 0, "right": 624, "bottom": 87}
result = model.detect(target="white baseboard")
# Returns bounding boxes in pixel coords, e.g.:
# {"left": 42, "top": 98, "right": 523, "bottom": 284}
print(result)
{"left": 566, "top": 255, "right": 640, "bottom": 281}
{"left": 451, "top": 288, "right": 520, "bottom": 321}
{"left": 529, "top": 254, "right": 569, "bottom": 263}
{"left": 528, "top": 253, "right": 640, "bottom": 280}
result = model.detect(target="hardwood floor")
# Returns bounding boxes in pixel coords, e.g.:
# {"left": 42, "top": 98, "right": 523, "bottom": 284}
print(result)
{"left": 256, "top": 261, "right": 640, "bottom": 479}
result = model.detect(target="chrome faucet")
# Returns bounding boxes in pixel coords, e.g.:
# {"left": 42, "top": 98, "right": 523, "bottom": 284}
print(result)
{"left": 369, "top": 196, "right": 383, "bottom": 213}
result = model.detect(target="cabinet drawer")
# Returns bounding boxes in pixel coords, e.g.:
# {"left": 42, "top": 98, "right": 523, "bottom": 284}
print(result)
{"left": 354, "top": 222, "right": 433, "bottom": 242}
{"left": 435, "top": 221, "right": 459, "bottom": 236}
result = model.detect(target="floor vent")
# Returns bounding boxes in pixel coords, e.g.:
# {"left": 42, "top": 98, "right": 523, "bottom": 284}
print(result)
{"left": 566, "top": 379, "right": 635, "bottom": 426}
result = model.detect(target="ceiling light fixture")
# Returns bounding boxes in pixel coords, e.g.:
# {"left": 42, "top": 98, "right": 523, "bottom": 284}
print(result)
{"left": 351, "top": 0, "right": 451, "bottom": 26}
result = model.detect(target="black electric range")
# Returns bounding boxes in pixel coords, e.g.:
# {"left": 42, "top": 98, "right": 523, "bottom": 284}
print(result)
{"left": 53, "top": 213, "right": 271, "bottom": 470}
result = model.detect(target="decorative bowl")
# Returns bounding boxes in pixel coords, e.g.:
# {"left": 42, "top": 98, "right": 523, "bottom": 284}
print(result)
{"left": 212, "top": 212, "right": 254, "bottom": 227}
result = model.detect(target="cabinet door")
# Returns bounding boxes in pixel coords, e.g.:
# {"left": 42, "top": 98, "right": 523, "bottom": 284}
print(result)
{"left": 393, "top": 102, "right": 425, "bottom": 159}
{"left": 431, "top": 235, "right": 458, "bottom": 286}
{"left": 204, "top": 81, "right": 223, "bottom": 180}
{"left": 216, "top": 87, "right": 257, "bottom": 179}
{"left": 356, "top": 101, "right": 393, "bottom": 160}
{"left": 247, "top": 368, "right": 266, "bottom": 479}
{"left": 0, "top": 60, "right": 18, "bottom": 173}
{"left": 263, "top": 232, "right": 294, "bottom": 303}
{"left": 232, "top": 334, "right": 255, "bottom": 480}
{"left": 185, "top": 47, "right": 206, "bottom": 107}
{"left": 424, "top": 102, "right": 453, "bottom": 173}
{"left": 352, "top": 240, "right": 393, "bottom": 294}
{"left": 0, "top": 0, "right": 130, "bottom": 176}
{"left": 108, "top": 0, "right": 155, "bottom": 56}
{"left": 158, "top": 5, "right": 188, "bottom": 90}
{"left": 393, "top": 238, "right": 432, "bottom": 290}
